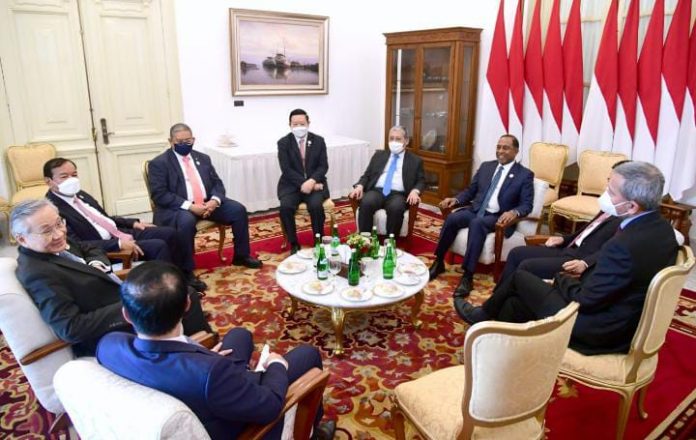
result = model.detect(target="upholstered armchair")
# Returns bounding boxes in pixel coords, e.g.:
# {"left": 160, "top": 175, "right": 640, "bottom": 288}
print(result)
{"left": 549, "top": 150, "right": 627, "bottom": 234}
{"left": 558, "top": 245, "right": 695, "bottom": 440}
{"left": 350, "top": 197, "right": 418, "bottom": 237}
{"left": 528, "top": 142, "right": 569, "bottom": 231}
{"left": 6, "top": 143, "right": 57, "bottom": 206}
{"left": 0, "top": 197, "right": 10, "bottom": 239}
{"left": 143, "top": 160, "right": 228, "bottom": 262}
{"left": 280, "top": 198, "right": 337, "bottom": 249}
{"left": 54, "top": 360, "right": 330, "bottom": 440}
{"left": 440, "top": 178, "right": 549, "bottom": 280}
{"left": 392, "top": 302, "right": 579, "bottom": 439}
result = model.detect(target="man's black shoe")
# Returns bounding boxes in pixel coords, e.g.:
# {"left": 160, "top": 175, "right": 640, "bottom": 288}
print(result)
{"left": 232, "top": 255, "right": 263, "bottom": 269}
{"left": 311, "top": 420, "right": 336, "bottom": 440}
{"left": 188, "top": 277, "right": 208, "bottom": 292}
{"left": 454, "top": 298, "right": 489, "bottom": 325}
{"left": 453, "top": 275, "right": 473, "bottom": 298}
{"left": 428, "top": 259, "right": 446, "bottom": 281}
{"left": 290, "top": 244, "right": 301, "bottom": 255}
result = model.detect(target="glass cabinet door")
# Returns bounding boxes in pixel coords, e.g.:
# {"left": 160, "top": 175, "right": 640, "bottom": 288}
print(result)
{"left": 389, "top": 48, "right": 416, "bottom": 140}
{"left": 420, "top": 46, "right": 450, "bottom": 155}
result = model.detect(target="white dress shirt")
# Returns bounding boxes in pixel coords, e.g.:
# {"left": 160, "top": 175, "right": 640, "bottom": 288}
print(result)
{"left": 375, "top": 151, "right": 405, "bottom": 193}
{"left": 54, "top": 192, "right": 115, "bottom": 240}
{"left": 485, "top": 161, "right": 515, "bottom": 214}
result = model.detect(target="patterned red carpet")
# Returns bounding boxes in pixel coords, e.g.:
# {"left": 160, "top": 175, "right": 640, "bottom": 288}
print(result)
{"left": 1, "top": 202, "right": 695, "bottom": 439}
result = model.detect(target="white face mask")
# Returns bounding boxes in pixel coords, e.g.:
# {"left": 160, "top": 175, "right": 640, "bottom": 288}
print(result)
{"left": 292, "top": 126, "right": 308, "bottom": 138}
{"left": 57, "top": 177, "right": 81, "bottom": 197}
{"left": 598, "top": 190, "right": 629, "bottom": 217}
{"left": 389, "top": 141, "right": 404, "bottom": 155}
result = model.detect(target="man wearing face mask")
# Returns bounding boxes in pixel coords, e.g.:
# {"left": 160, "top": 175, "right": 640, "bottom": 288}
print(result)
{"left": 429, "top": 134, "right": 534, "bottom": 298}
{"left": 41, "top": 158, "right": 207, "bottom": 290}
{"left": 147, "top": 123, "right": 261, "bottom": 269}
{"left": 277, "top": 108, "right": 329, "bottom": 254}
{"left": 457, "top": 162, "right": 679, "bottom": 355}
{"left": 348, "top": 125, "right": 425, "bottom": 236}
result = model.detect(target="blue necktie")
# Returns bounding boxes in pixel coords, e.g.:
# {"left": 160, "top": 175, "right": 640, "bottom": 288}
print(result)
{"left": 382, "top": 154, "right": 400, "bottom": 196}
{"left": 477, "top": 165, "right": 504, "bottom": 217}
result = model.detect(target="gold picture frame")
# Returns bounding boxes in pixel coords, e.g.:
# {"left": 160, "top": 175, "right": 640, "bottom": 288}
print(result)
{"left": 229, "top": 9, "right": 329, "bottom": 96}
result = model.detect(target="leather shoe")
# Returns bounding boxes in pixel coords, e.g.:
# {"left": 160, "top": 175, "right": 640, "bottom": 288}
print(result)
{"left": 290, "top": 244, "right": 301, "bottom": 255}
{"left": 188, "top": 277, "right": 208, "bottom": 292}
{"left": 454, "top": 298, "right": 489, "bottom": 325}
{"left": 453, "top": 275, "right": 473, "bottom": 298}
{"left": 428, "top": 259, "right": 446, "bottom": 281}
{"left": 232, "top": 255, "right": 263, "bottom": 269}
{"left": 311, "top": 420, "right": 336, "bottom": 440}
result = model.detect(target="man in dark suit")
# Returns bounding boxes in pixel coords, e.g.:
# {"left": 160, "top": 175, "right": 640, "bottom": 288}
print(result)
{"left": 97, "top": 261, "right": 335, "bottom": 440}
{"left": 11, "top": 199, "right": 211, "bottom": 357}
{"left": 277, "top": 109, "right": 330, "bottom": 254}
{"left": 348, "top": 125, "right": 425, "bottom": 236}
{"left": 42, "top": 158, "right": 206, "bottom": 291}
{"left": 429, "top": 134, "right": 534, "bottom": 297}
{"left": 148, "top": 123, "right": 261, "bottom": 269}
{"left": 458, "top": 162, "right": 679, "bottom": 355}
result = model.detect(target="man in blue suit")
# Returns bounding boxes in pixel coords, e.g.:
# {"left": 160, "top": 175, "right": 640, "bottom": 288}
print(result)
{"left": 429, "top": 134, "right": 534, "bottom": 297}
{"left": 97, "top": 261, "right": 334, "bottom": 440}
{"left": 148, "top": 123, "right": 261, "bottom": 268}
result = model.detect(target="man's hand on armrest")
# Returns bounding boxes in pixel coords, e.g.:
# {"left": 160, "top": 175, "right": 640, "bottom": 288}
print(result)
{"left": 349, "top": 185, "right": 364, "bottom": 200}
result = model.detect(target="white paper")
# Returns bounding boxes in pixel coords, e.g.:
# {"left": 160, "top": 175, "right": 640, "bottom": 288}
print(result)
{"left": 254, "top": 343, "right": 270, "bottom": 372}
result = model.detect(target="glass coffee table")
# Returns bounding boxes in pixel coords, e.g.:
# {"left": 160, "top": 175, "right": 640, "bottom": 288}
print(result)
{"left": 275, "top": 247, "right": 428, "bottom": 355}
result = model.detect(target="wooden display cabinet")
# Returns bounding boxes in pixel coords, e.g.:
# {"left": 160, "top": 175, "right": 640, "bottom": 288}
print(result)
{"left": 384, "top": 27, "right": 481, "bottom": 205}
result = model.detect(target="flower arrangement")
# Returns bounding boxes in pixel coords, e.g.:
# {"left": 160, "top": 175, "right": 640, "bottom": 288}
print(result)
{"left": 345, "top": 232, "right": 371, "bottom": 257}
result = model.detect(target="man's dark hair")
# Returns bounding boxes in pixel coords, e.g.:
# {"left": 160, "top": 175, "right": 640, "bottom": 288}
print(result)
{"left": 43, "top": 158, "right": 77, "bottom": 179}
{"left": 500, "top": 134, "right": 519, "bottom": 149}
{"left": 120, "top": 261, "right": 189, "bottom": 336}
{"left": 169, "top": 122, "right": 193, "bottom": 139}
{"left": 289, "top": 108, "right": 309, "bottom": 123}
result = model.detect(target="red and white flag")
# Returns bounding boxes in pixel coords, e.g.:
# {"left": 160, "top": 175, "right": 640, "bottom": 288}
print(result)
{"left": 542, "top": 0, "right": 564, "bottom": 144}
{"left": 479, "top": 0, "right": 510, "bottom": 162}
{"left": 611, "top": 0, "right": 639, "bottom": 158}
{"left": 507, "top": 0, "right": 524, "bottom": 152}
{"left": 577, "top": 0, "right": 618, "bottom": 157}
{"left": 655, "top": 0, "right": 691, "bottom": 192}
{"left": 632, "top": 0, "right": 664, "bottom": 163}
{"left": 561, "top": 0, "right": 583, "bottom": 162}
{"left": 669, "top": 20, "right": 696, "bottom": 200}
{"left": 521, "top": 0, "right": 543, "bottom": 164}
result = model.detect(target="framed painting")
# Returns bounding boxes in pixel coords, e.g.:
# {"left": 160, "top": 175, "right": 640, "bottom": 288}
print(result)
{"left": 229, "top": 9, "right": 329, "bottom": 96}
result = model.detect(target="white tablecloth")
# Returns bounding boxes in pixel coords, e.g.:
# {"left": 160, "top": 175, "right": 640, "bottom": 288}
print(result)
{"left": 206, "top": 134, "right": 371, "bottom": 212}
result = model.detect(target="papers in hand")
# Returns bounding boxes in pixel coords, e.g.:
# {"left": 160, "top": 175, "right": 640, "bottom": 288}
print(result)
{"left": 254, "top": 344, "right": 270, "bottom": 372}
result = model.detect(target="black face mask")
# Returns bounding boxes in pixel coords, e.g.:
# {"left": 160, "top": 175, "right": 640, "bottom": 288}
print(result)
{"left": 174, "top": 142, "right": 193, "bottom": 156}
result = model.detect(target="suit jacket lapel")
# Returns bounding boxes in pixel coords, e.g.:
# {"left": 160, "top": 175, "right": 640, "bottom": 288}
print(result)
{"left": 497, "top": 162, "right": 519, "bottom": 195}
{"left": 20, "top": 247, "right": 119, "bottom": 284}
{"left": 166, "top": 149, "right": 186, "bottom": 191}
{"left": 402, "top": 152, "right": 412, "bottom": 189}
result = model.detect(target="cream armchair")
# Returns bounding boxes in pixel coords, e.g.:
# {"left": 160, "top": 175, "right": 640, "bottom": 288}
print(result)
{"left": 392, "top": 302, "right": 579, "bottom": 439}
{"left": 350, "top": 197, "right": 418, "bottom": 237}
{"left": 54, "top": 360, "right": 330, "bottom": 440}
{"left": 528, "top": 142, "right": 568, "bottom": 232}
{"left": 559, "top": 245, "right": 695, "bottom": 440}
{"left": 6, "top": 143, "right": 56, "bottom": 205}
{"left": 441, "top": 178, "right": 549, "bottom": 280}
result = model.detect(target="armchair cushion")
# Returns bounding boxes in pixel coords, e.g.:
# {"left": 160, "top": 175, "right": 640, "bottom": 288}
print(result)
{"left": 550, "top": 195, "right": 600, "bottom": 221}
{"left": 10, "top": 184, "right": 51, "bottom": 205}
{"left": 560, "top": 349, "right": 657, "bottom": 386}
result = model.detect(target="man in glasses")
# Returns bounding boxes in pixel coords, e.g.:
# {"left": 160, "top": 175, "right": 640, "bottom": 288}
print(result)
{"left": 12, "top": 199, "right": 211, "bottom": 356}
{"left": 147, "top": 123, "right": 261, "bottom": 269}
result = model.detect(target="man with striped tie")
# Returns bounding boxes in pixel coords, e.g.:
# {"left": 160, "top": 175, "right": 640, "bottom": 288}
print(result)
{"left": 428, "top": 134, "right": 534, "bottom": 297}
{"left": 348, "top": 125, "right": 425, "bottom": 237}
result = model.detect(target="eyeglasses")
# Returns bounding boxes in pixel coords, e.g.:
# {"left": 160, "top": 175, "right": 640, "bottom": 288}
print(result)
{"left": 29, "top": 218, "right": 66, "bottom": 240}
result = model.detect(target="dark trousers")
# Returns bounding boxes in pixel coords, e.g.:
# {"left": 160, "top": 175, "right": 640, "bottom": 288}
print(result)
{"left": 221, "top": 328, "right": 325, "bottom": 439}
{"left": 279, "top": 191, "right": 327, "bottom": 246}
{"left": 160, "top": 198, "right": 251, "bottom": 263}
{"left": 182, "top": 288, "right": 213, "bottom": 334}
{"left": 483, "top": 269, "right": 567, "bottom": 323}
{"left": 433, "top": 208, "right": 499, "bottom": 273}
{"left": 358, "top": 190, "right": 406, "bottom": 236}
{"left": 498, "top": 245, "right": 575, "bottom": 284}
{"left": 131, "top": 225, "right": 195, "bottom": 274}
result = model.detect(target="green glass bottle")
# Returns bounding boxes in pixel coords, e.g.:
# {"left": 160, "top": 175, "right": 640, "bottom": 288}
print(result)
{"left": 389, "top": 233, "right": 396, "bottom": 250}
{"left": 370, "top": 226, "right": 380, "bottom": 258}
{"left": 382, "top": 239, "right": 395, "bottom": 280}
{"left": 331, "top": 223, "right": 340, "bottom": 256}
{"left": 313, "top": 233, "right": 321, "bottom": 267}
{"left": 348, "top": 249, "right": 360, "bottom": 286}
{"left": 316, "top": 245, "right": 328, "bottom": 280}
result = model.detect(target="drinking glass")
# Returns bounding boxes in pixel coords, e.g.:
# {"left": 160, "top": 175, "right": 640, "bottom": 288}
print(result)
{"left": 329, "top": 255, "right": 342, "bottom": 281}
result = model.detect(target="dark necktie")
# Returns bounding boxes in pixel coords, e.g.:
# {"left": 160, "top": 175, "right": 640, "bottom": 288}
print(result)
{"left": 382, "top": 154, "right": 400, "bottom": 196}
{"left": 477, "top": 165, "right": 504, "bottom": 217}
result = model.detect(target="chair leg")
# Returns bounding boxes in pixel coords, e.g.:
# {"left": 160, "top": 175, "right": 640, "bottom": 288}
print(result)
{"left": 217, "top": 225, "right": 227, "bottom": 262}
{"left": 548, "top": 211, "right": 556, "bottom": 235}
{"left": 637, "top": 385, "right": 649, "bottom": 420}
{"left": 615, "top": 389, "right": 635, "bottom": 440}
{"left": 390, "top": 397, "right": 408, "bottom": 440}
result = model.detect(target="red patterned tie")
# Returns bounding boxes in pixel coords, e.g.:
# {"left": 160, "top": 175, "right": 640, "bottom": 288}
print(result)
{"left": 73, "top": 198, "right": 133, "bottom": 241}
{"left": 567, "top": 212, "right": 611, "bottom": 248}
{"left": 182, "top": 156, "right": 205, "bottom": 204}
{"left": 299, "top": 138, "right": 306, "bottom": 166}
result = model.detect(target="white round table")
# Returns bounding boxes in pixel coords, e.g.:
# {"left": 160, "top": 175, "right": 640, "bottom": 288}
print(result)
{"left": 275, "top": 246, "right": 428, "bottom": 355}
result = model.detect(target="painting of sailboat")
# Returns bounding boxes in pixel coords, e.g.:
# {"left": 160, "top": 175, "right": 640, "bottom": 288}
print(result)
{"left": 230, "top": 9, "right": 328, "bottom": 95}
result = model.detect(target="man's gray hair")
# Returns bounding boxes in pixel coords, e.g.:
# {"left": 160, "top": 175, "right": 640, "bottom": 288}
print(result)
{"left": 389, "top": 125, "right": 409, "bottom": 139}
{"left": 169, "top": 123, "right": 192, "bottom": 139}
{"left": 10, "top": 199, "right": 58, "bottom": 237}
{"left": 612, "top": 161, "right": 664, "bottom": 211}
